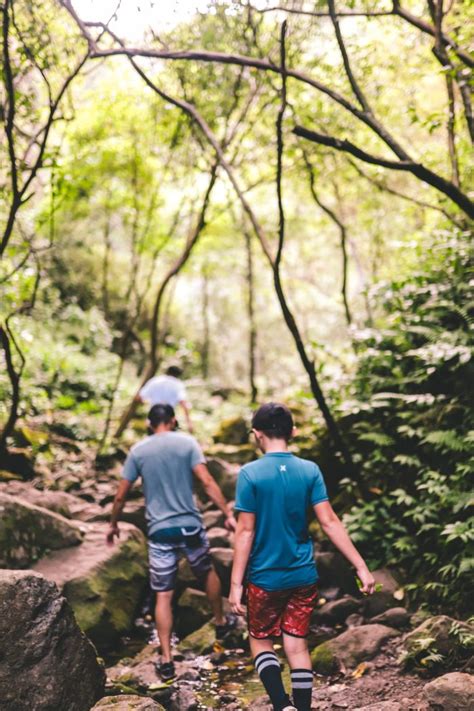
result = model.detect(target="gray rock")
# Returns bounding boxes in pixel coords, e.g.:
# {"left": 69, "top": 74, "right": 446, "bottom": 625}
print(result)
{"left": 33, "top": 522, "right": 148, "bottom": 649}
{"left": 207, "top": 526, "right": 231, "bottom": 548}
{"left": 169, "top": 687, "right": 200, "bottom": 711}
{"left": 353, "top": 703, "right": 402, "bottom": 711}
{"left": 203, "top": 509, "right": 225, "bottom": 529}
{"left": 92, "top": 696, "right": 165, "bottom": 710}
{"left": 346, "top": 613, "right": 365, "bottom": 627}
{"left": 423, "top": 672, "right": 474, "bottom": 710}
{"left": 311, "top": 623, "right": 400, "bottom": 674}
{"left": 0, "top": 492, "right": 84, "bottom": 567}
{"left": 313, "top": 595, "right": 362, "bottom": 624}
{"left": 0, "top": 570, "right": 105, "bottom": 710}
{"left": 370, "top": 607, "right": 410, "bottom": 628}
{"left": 362, "top": 568, "right": 402, "bottom": 616}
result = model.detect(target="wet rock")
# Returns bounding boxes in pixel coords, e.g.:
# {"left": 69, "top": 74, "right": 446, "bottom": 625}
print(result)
{"left": 107, "top": 644, "right": 158, "bottom": 690}
{"left": 203, "top": 508, "right": 226, "bottom": 529}
{"left": 370, "top": 607, "right": 410, "bottom": 629}
{"left": 346, "top": 613, "right": 365, "bottom": 627}
{"left": 423, "top": 671, "right": 474, "bottom": 710}
{"left": 180, "top": 620, "right": 216, "bottom": 655}
{"left": 362, "top": 568, "right": 402, "bottom": 616}
{"left": 211, "top": 547, "right": 233, "bottom": 595}
{"left": 0, "top": 492, "right": 84, "bottom": 568}
{"left": 353, "top": 703, "right": 403, "bottom": 711}
{"left": 176, "top": 587, "right": 213, "bottom": 637}
{"left": 0, "top": 570, "right": 105, "bottom": 710}
{"left": 313, "top": 595, "right": 362, "bottom": 624}
{"left": 402, "top": 615, "right": 474, "bottom": 662}
{"left": 311, "top": 624, "right": 400, "bottom": 674}
{"left": 213, "top": 416, "right": 249, "bottom": 445}
{"left": 92, "top": 696, "right": 165, "bottom": 710}
{"left": 169, "top": 686, "right": 200, "bottom": 711}
{"left": 207, "top": 526, "right": 231, "bottom": 548}
{"left": 33, "top": 522, "right": 148, "bottom": 649}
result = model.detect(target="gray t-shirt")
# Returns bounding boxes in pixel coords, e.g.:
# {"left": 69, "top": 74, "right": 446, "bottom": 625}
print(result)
{"left": 122, "top": 432, "right": 205, "bottom": 535}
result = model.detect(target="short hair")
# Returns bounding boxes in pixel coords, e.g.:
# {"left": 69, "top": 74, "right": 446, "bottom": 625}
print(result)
{"left": 166, "top": 365, "right": 183, "bottom": 378}
{"left": 148, "top": 404, "right": 175, "bottom": 428}
{"left": 251, "top": 402, "right": 294, "bottom": 441}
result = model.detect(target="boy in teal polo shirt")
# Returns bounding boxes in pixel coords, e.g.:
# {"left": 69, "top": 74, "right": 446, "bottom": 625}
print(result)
{"left": 229, "top": 403, "right": 375, "bottom": 711}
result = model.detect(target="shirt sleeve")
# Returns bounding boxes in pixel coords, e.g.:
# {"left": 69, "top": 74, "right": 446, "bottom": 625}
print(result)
{"left": 122, "top": 453, "right": 140, "bottom": 483}
{"left": 235, "top": 468, "right": 257, "bottom": 513}
{"left": 177, "top": 382, "right": 187, "bottom": 402}
{"left": 310, "top": 463, "right": 329, "bottom": 505}
{"left": 190, "top": 438, "right": 206, "bottom": 468}
{"left": 139, "top": 379, "right": 153, "bottom": 401}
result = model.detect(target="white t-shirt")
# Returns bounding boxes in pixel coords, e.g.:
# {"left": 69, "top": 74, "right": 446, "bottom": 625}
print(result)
{"left": 139, "top": 375, "right": 186, "bottom": 407}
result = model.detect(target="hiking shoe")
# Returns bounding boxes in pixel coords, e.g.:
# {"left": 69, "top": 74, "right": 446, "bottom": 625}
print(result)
{"left": 216, "top": 613, "right": 237, "bottom": 639}
{"left": 155, "top": 660, "right": 176, "bottom": 681}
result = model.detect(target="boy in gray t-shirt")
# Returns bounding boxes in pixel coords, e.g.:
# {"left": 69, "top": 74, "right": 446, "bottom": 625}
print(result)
{"left": 108, "top": 404, "right": 236, "bottom": 681}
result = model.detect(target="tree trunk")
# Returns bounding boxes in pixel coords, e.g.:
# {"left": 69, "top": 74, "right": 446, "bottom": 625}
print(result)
{"left": 244, "top": 228, "right": 258, "bottom": 403}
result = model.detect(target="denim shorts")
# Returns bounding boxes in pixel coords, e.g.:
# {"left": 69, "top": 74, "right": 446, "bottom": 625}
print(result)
{"left": 148, "top": 527, "right": 212, "bottom": 592}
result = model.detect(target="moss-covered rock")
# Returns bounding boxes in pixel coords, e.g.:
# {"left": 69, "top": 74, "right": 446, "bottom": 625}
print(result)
{"left": 401, "top": 615, "right": 474, "bottom": 669}
{"left": 311, "top": 624, "right": 400, "bottom": 674}
{"left": 32, "top": 522, "right": 148, "bottom": 649}
{"left": 92, "top": 695, "right": 165, "bottom": 710}
{"left": 213, "top": 417, "right": 249, "bottom": 445}
{"left": 176, "top": 587, "right": 213, "bottom": 637}
{"left": 180, "top": 620, "right": 216, "bottom": 655}
{"left": 0, "top": 492, "right": 84, "bottom": 568}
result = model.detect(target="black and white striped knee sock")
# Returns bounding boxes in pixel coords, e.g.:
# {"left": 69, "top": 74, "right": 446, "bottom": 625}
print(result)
{"left": 254, "top": 651, "right": 291, "bottom": 711}
{"left": 290, "top": 668, "right": 313, "bottom": 711}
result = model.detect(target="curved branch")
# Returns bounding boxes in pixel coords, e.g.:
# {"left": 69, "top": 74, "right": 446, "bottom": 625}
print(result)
{"left": 293, "top": 126, "right": 474, "bottom": 219}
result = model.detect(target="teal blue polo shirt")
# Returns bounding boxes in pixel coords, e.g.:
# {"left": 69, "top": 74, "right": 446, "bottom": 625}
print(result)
{"left": 235, "top": 452, "right": 328, "bottom": 591}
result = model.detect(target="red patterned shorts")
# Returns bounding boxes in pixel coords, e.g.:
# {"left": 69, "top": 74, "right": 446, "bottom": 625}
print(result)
{"left": 247, "top": 581, "right": 319, "bottom": 639}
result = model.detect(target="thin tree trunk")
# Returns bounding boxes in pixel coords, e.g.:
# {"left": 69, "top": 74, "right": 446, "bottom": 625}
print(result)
{"left": 0, "top": 327, "right": 21, "bottom": 452}
{"left": 244, "top": 228, "right": 258, "bottom": 403}
{"left": 201, "top": 268, "right": 210, "bottom": 380}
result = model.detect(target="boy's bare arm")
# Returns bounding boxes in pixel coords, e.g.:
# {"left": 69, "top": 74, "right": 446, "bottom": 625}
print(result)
{"left": 314, "top": 501, "right": 375, "bottom": 594}
{"left": 107, "top": 479, "right": 133, "bottom": 544}
{"left": 193, "top": 463, "right": 236, "bottom": 529}
{"left": 229, "top": 512, "right": 255, "bottom": 614}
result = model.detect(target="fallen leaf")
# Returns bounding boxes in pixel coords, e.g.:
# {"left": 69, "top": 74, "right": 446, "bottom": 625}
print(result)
{"left": 352, "top": 662, "right": 370, "bottom": 678}
{"left": 394, "top": 588, "right": 405, "bottom": 600}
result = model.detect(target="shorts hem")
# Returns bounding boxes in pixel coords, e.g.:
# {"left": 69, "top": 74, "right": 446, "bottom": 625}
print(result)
{"left": 249, "top": 630, "right": 282, "bottom": 639}
{"left": 281, "top": 627, "right": 308, "bottom": 638}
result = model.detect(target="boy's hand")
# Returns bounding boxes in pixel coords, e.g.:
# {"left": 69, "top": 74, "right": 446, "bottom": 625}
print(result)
{"left": 225, "top": 514, "right": 237, "bottom": 531}
{"left": 356, "top": 566, "right": 376, "bottom": 594}
{"left": 106, "top": 523, "right": 120, "bottom": 546}
{"left": 229, "top": 583, "right": 245, "bottom": 615}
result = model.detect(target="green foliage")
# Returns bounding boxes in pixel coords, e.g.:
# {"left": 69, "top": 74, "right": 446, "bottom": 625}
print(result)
{"left": 342, "top": 232, "right": 474, "bottom": 613}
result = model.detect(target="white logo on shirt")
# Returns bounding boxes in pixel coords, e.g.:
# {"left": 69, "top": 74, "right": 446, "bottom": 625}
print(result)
{"left": 280, "top": 465, "right": 287, "bottom": 472}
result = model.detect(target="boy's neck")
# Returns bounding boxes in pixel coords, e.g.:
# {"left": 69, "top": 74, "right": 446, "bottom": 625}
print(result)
{"left": 263, "top": 438, "right": 289, "bottom": 454}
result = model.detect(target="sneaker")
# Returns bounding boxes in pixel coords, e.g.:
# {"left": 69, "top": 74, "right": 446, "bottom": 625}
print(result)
{"left": 281, "top": 707, "right": 298, "bottom": 711}
{"left": 155, "top": 660, "right": 176, "bottom": 681}
{"left": 216, "top": 613, "right": 237, "bottom": 639}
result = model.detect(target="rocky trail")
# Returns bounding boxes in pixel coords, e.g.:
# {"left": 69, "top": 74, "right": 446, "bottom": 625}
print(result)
{"left": 0, "top": 418, "right": 473, "bottom": 710}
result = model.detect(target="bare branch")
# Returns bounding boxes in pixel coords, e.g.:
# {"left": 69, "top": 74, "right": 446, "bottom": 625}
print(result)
{"left": 293, "top": 126, "right": 474, "bottom": 219}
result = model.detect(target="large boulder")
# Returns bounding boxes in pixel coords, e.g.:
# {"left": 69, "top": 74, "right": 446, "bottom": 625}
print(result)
{"left": 207, "top": 526, "right": 232, "bottom": 548}
{"left": 312, "top": 595, "right": 362, "bottom": 625}
{"left": 33, "top": 522, "right": 148, "bottom": 648}
{"left": 206, "top": 458, "right": 238, "bottom": 499}
{"left": 92, "top": 696, "right": 165, "bottom": 710}
{"left": 202, "top": 509, "right": 226, "bottom": 529}
{"left": 362, "top": 568, "right": 403, "bottom": 616}
{"left": 0, "top": 570, "right": 105, "bottom": 710}
{"left": 213, "top": 416, "right": 249, "bottom": 445}
{"left": 0, "top": 481, "right": 74, "bottom": 516}
{"left": 423, "top": 672, "right": 474, "bottom": 710}
{"left": 311, "top": 624, "right": 400, "bottom": 674}
{"left": 180, "top": 620, "right": 216, "bottom": 655}
{"left": 402, "top": 615, "right": 474, "bottom": 667}
{"left": 370, "top": 607, "right": 410, "bottom": 629}
{"left": 0, "top": 492, "right": 84, "bottom": 568}
{"left": 205, "top": 443, "right": 256, "bottom": 465}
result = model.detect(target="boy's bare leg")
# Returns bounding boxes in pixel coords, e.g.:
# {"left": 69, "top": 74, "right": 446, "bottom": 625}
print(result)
{"left": 282, "top": 633, "right": 313, "bottom": 711}
{"left": 204, "top": 567, "right": 226, "bottom": 625}
{"left": 250, "top": 636, "right": 292, "bottom": 711}
{"left": 155, "top": 590, "right": 174, "bottom": 662}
